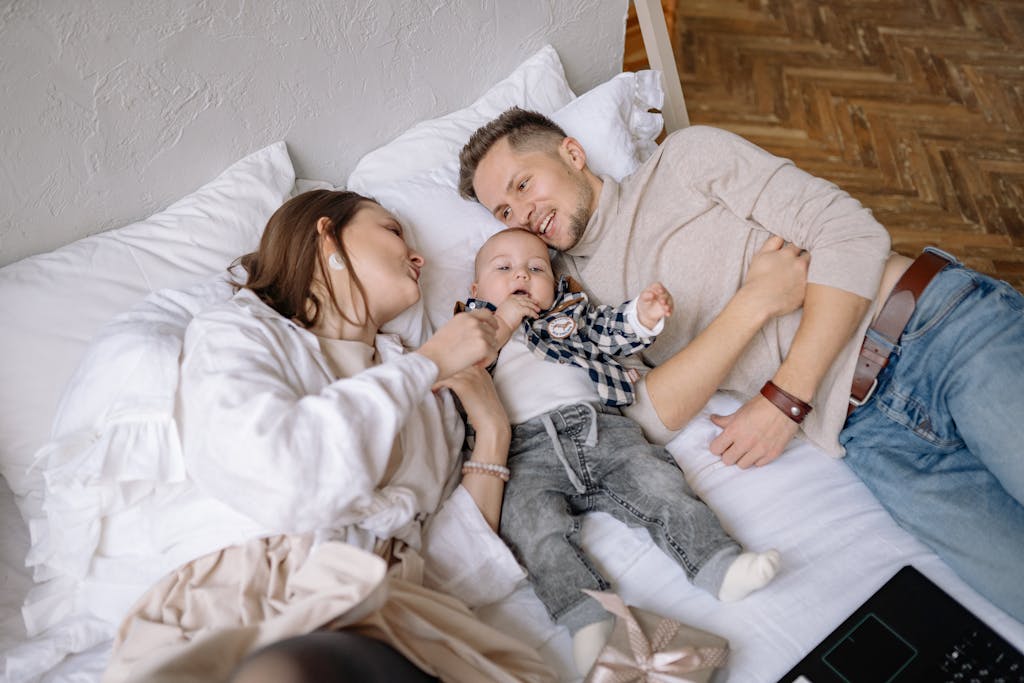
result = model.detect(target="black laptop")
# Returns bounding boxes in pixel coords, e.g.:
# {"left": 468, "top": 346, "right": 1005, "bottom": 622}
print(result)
{"left": 777, "top": 565, "right": 1023, "bottom": 683}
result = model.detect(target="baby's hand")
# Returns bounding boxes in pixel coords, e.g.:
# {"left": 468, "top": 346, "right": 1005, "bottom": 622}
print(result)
{"left": 637, "top": 282, "right": 673, "bottom": 330}
{"left": 495, "top": 294, "right": 541, "bottom": 332}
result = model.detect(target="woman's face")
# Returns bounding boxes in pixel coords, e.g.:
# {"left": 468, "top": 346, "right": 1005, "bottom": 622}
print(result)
{"left": 338, "top": 202, "right": 424, "bottom": 324}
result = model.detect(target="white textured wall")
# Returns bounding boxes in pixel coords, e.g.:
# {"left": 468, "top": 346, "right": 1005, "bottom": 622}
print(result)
{"left": 0, "top": 0, "right": 627, "bottom": 266}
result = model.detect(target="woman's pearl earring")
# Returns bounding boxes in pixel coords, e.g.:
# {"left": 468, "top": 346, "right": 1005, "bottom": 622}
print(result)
{"left": 328, "top": 252, "right": 346, "bottom": 272}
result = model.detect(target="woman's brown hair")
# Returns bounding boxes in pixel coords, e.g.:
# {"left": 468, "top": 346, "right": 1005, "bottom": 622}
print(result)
{"left": 234, "top": 189, "right": 374, "bottom": 329}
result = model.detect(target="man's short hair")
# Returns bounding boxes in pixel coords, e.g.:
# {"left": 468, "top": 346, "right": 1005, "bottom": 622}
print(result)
{"left": 458, "top": 107, "right": 567, "bottom": 201}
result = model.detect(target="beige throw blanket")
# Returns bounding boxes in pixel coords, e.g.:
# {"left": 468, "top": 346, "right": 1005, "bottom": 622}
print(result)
{"left": 103, "top": 535, "right": 555, "bottom": 683}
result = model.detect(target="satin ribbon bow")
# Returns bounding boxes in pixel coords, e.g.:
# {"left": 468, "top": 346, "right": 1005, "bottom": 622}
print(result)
{"left": 583, "top": 591, "right": 728, "bottom": 683}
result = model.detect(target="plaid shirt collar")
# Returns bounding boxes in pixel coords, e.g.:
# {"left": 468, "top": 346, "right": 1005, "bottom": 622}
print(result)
{"left": 458, "top": 277, "right": 650, "bottom": 406}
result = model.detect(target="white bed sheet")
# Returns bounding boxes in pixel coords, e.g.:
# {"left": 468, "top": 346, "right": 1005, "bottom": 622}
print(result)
{"left": 479, "top": 393, "right": 1024, "bottom": 682}
{"left": 3, "top": 393, "right": 1022, "bottom": 682}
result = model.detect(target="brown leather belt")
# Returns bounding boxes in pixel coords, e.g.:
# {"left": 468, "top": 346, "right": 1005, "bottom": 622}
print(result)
{"left": 847, "top": 250, "right": 952, "bottom": 416}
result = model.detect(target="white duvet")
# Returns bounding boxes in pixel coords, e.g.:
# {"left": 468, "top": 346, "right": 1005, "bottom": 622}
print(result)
{"left": 481, "top": 393, "right": 1024, "bottom": 681}
{"left": 4, "top": 390, "right": 1023, "bottom": 682}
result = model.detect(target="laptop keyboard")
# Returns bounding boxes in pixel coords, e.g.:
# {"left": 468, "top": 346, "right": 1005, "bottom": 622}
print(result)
{"left": 939, "top": 627, "right": 1024, "bottom": 683}
{"left": 779, "top": 566, "right": 1024, "bottom": 683}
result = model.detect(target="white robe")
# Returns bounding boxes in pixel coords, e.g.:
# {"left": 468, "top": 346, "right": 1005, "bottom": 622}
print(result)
{"left": 175, "top": 288, "right": 525, "bottom": 606}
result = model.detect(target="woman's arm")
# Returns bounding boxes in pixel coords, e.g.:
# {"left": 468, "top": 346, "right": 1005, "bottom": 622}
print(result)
{"left": 432, "top": 365, "right": 511, "bottom": 531}
{"left": 419, "top": 365, "right": 526, "bottom": 607}
{"left": 180, "top": 304, "right": 501, "bottom": 535}
{"left": 180, "top": 316, "right": 440, "bottom": 534}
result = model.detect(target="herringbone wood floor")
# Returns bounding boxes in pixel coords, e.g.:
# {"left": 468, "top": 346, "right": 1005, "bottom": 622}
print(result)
{"left": 625, "top": 0, "right": 1024, "bottom": 291}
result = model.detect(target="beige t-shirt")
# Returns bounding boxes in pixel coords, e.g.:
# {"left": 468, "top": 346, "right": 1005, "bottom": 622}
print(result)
{"left": 557, "top": 125, "right": 892, "bottom": 455}
{"left": 318, "top": 336, "right": 405, "bottom": 489}
{"left": 318, "top": 335, "right": 377, "bottom": 378}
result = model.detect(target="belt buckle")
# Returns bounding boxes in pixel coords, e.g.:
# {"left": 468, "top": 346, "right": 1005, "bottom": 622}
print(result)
{"left": 848, "top": 379, "right": 878, "bottom": 409}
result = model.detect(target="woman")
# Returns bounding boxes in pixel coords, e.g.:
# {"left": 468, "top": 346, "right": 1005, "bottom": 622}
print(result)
{"left": 102, "top": 190, "right": 553, "bottom": 683}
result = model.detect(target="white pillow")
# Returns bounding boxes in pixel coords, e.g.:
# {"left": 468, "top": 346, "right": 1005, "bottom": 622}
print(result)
{"left": 19, "top": 277, "right": 251, "bottom": 646}
{"left": 551, "top": 70, "right": 664, "bottom": 183}
{"left": 360, "top": 71, "right": 666, "bottom": 331}
{"left": 350, "top": 44, "right": 576, "bottom": 347}
{"left": 0, "top": 142, "right": 295, "bottom": 503}
{"left": 372, "top": 166, "right": 504, "bottom": 331}
{"left": 26, "top": 278, "right": 238, "bottom": 584}
{"left": 347, "top": 44, "right": 576, "bottom": 194}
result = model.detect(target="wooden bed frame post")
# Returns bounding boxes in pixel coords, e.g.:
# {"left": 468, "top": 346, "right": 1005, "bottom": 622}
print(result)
{"left": 632, "top": 0, "right": 690, "bottom": 132}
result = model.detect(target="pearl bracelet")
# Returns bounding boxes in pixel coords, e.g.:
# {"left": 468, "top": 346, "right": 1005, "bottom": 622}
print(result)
{"left": 461, "top": 461, "right": 511, "bottom": 482}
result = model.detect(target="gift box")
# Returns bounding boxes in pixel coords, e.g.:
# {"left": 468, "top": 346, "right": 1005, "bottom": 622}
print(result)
{"left": 582, "top": 590, "right": 729, "bottom": 683}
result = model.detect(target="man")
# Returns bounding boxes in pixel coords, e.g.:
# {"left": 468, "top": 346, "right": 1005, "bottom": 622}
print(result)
{"left": 458, "top": 107, "right": 1024, "bottom": 621}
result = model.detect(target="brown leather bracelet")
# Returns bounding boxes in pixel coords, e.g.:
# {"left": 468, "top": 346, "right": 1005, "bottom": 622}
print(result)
{"left": 760, "top": 380, "right": 813, "bottom": 424}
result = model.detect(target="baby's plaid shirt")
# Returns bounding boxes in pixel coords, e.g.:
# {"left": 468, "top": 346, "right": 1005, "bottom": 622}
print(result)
{"left": 459, "top": 277, "right": 655, "bottom": 406}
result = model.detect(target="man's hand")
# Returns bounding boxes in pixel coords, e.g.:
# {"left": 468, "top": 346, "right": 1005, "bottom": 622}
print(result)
{"left": 709, "top": 395, "right": 799, "bottom": 468}
{"left": 637, "top": 282, "right": 673, "bottom": 330}
{"left": 740, "top": 235, "right": 809, "bottom": 318}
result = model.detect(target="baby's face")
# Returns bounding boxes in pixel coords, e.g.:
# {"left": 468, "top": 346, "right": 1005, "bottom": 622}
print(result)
{"left": 472, "top": 229, "right": 556, "bottom": 310}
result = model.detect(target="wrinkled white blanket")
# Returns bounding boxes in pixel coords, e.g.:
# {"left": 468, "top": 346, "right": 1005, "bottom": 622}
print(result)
{"left": 4, "top": 393, "right": 1024, "bottom": 682}
{"left": 3, "top": 274, "right": 1022, "bottom": 683}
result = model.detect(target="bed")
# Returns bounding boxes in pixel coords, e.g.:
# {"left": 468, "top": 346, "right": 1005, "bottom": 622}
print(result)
{"left": 1, "top": 2, "right": 1021, "bottom": 681}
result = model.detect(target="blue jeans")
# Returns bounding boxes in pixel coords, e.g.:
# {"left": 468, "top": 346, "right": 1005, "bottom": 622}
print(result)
{"left": 841, "top": 248, "right": 1024, "bottom": 620}
{"left": 499, "top": 403, "right": 741, "bottom": 633}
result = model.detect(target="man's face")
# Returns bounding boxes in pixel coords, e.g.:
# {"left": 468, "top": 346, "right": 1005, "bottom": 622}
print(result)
{"left": 472, "top": 137, "right": 596, "bottom": 252}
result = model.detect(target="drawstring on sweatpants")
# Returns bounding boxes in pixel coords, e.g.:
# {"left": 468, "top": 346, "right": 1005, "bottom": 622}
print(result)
{"left": 539, "top": 403, "right": 599, "bottom": 494}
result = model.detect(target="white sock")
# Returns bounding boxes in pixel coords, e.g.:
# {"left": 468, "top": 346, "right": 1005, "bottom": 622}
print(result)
{"left": 572, "top": 618, "right": 614, "bottom": 676}
{"left": 717, "top": 549, "right": 781, "bottom": 602}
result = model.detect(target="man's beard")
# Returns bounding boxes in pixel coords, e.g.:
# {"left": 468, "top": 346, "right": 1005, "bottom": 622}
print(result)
{"left": 563, "top": 173, "right": 594, "bottom": 250}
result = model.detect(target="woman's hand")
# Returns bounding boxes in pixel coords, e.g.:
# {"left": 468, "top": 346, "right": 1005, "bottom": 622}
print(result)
{"left": 740, "top": 235, "right": 809, "bottom": 318}
{"left": 417, "top": 309, "right": 500, "bottom": 380}
{"left": 433, "top": 365, "right": 510, "bottom": 443}
{"left": 435, "top": 365, "right": 511, "bottom": 531}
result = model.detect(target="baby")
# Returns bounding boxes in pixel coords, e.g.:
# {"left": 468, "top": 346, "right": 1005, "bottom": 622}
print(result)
{"left": 460, "top": 228, "right": 780, "bottom": 675}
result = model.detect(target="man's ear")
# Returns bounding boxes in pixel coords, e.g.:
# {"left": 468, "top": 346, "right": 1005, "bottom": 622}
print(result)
{"left": 470, "top": 282, "right": 479, "bottom": 297}
{"left": 561, "top": 137, "right": 588, "bottom": 170}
